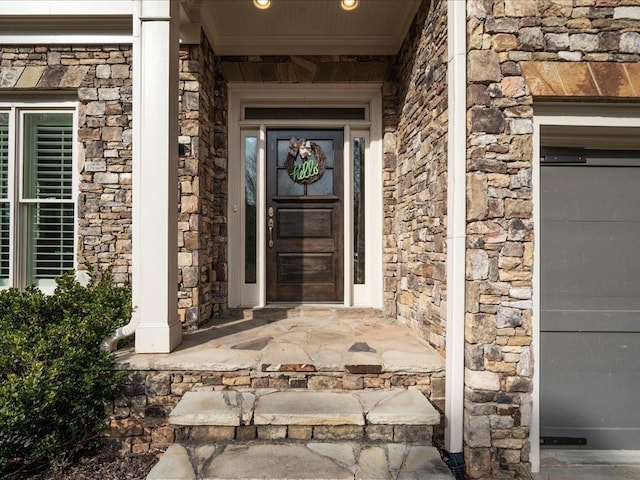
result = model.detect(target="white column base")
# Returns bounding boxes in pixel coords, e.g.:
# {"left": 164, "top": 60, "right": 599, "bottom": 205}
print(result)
{"left": 135, "top": 321, "right": 182, "bottom": 353}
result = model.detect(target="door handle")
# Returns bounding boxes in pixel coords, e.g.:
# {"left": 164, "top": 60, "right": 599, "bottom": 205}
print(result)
{"left": 268, "top": 218, "right": 274, "bottom": 248}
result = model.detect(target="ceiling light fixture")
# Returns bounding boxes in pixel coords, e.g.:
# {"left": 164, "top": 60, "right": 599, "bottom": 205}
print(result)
{"left": 253, "top": 0, "right": 271, "bottom": 9}
{"left": 341, "top": 0, "right": 359, "bottom": 10}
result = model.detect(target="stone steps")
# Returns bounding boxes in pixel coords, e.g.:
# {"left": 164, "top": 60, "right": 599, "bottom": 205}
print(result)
{"left": 147, "top": 389, "right": 453, "bottom": 479}
{"left": 168, "top": 389, "right": 440, "bottom": 444}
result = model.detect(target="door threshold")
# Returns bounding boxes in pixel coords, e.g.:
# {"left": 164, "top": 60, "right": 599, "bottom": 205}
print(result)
{"left": 263, "top": 303, "right": 345, "bottom": 308}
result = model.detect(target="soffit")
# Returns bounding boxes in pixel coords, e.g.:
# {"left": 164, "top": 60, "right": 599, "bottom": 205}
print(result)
{"left": 184, "top": 0, "right": 421, "bottom": 55}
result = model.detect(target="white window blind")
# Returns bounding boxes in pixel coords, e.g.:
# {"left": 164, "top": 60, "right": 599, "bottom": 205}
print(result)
{"left": 22, "top": 113, "right": 74, "bottom": 288}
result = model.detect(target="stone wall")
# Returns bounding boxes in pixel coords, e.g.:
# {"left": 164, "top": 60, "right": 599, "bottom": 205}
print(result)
{"left": 0, "top": 45, "right": 133, "bottom": 284}
{"left": 386, "top": 0, "right": 449, "bottom": 353}
{"left": 464, "top": 1, "right": 640, "bottom": 478}
{"left": 177, "top": 34, "right": 220, "bottom": 327}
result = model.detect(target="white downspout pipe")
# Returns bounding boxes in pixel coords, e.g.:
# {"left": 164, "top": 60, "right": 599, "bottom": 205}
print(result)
{"left": 445, "top": 0, "right": 467, "bottom": 457}
{"left": 101, "top": 0, "right": 143, "bottom": 353}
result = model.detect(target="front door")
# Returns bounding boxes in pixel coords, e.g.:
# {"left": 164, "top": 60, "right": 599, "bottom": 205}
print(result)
{"left": 266, "top": 129, "right": 344, "bottom": 302}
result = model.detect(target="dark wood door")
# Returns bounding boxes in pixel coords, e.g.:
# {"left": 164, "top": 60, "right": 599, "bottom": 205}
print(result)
{"left": 266, "top": 129, "right": 343, "bottom": 302}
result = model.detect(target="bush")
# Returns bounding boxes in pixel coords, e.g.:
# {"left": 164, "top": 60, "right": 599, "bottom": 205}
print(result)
{"left": 0, "top": 271, "right": 131, "bottom": 476}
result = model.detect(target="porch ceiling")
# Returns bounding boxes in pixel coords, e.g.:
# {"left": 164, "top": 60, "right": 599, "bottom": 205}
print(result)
{"left": 180, "top": 0, "right": 421, "bottom": 55}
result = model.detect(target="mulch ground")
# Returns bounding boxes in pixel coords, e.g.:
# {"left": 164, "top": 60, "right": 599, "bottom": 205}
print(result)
{"left": 9, "top": 445, "right": 161, "bottom": 480}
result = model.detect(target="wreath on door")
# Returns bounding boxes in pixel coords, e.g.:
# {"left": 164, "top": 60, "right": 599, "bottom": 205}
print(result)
{"left": 285, "top": 137, "right": 327, "bottom": 185}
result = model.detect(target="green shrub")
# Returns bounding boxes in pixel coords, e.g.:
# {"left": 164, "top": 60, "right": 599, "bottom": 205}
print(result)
{"left": 0, "top": 271, "right": 131, "bottom": 476}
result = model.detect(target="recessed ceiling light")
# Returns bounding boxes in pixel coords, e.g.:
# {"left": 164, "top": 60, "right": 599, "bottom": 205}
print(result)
{"left": 254, "top": 0, "right": 271, "bottom": 9}
{"left": 341, "top": 0, "right": 359, "bottom": 10}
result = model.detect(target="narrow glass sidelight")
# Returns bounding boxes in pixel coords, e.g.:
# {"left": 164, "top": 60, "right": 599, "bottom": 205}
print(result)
{"left": 244, "top": 136, "right": 257, "bottom": 284}
{"left": 353, "top": 137, "right": 365, "bottom": 284}
{"left": 0, "top": 113, "right": 9, "bottom": 287}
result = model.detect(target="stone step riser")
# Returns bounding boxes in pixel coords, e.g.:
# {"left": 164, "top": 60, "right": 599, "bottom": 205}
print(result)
{"left": 175, "top": 424, "right": 433, "bottom": 445}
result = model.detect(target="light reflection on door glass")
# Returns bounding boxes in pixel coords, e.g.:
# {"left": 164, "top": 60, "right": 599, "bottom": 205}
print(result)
{"left": 353, "top": 137, "right": 365, "bottom": 284}
{"left": 245, "top": 136, "right": 257, "bottom": 284}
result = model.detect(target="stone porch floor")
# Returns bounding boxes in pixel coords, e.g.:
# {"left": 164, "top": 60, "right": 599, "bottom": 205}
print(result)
{"left": 114, "top": 307, "right": 444, "bottom": 376}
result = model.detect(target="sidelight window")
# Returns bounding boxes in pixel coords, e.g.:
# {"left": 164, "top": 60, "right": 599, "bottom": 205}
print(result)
{"left": 244, "top": 135, "right": 257, "bottom": 284}
{"left": 353, "top": 136, "right": 365, "bottom": 284}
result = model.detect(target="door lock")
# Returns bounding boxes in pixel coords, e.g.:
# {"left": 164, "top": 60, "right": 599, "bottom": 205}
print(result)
{"left": 268, "top": 207, "right": 274, "bottom": 218}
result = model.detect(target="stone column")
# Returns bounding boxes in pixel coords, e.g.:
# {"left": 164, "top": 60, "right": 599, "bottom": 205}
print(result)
{"left": 133, "top": 0, "right": 182, "bottom": 353}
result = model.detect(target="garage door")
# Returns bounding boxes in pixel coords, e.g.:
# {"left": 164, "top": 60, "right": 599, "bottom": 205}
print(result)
{"left": 541, "top": 148, "right": 640, "bottom": 449}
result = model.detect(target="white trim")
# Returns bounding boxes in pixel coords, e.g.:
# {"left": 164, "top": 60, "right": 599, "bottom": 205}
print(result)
{"left": 0, "top": 35, "right": 133, "bottom": 45}
{"left": 531, "top": 103, "right": 640, "bottom": 473}
{"left": 257, "top": 125, "right": 267, "bottom": 308}
{"left": 239, "top": 129, "right": 260, "bottom": 306}
{"left": 444, "top": 0, "right": 466, "bottom": 455}
{"left": 227, "top": 84, "right": 383, "bottom": 308}
{"left": 351, "top": 129, "right": 376, "bottom": 306}
{"left": 0, "top": 1, "right": 134, "bottom": 16}
{"left": 343, "top": 125, "right": 353, "bottom": 307}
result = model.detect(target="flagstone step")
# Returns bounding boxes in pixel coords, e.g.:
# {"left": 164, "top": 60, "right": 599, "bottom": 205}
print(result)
{"left": 169, "top": 389, "right": 440, "bottom": 445}
{"left": 170, "top": 389, "right": 440, "bottom": 427}
{"left": 147, "top": 442, "right": 454, "bottom": 480}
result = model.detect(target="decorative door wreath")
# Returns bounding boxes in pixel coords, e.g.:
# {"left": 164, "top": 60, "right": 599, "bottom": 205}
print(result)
{"left": 285, "top": 137, "right": 327, "bottom": 185}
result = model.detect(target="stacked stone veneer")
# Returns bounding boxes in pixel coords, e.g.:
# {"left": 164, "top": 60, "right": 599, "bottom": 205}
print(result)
{"left": 386, "top": 0, "right": 448, "bottom": 354}
{"left": 107, "top": 369, "right": 445, "bottom": 454}
{"left": 177, "top": 34, "right": 221, "bottom": 327}
{"left": 465, "top": 1, "right": 640, "bottom": 478}
{"left": 0, "top": 45, "right": 133, "bottom": 284}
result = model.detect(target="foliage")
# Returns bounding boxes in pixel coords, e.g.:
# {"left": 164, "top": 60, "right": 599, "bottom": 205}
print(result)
{"left": 0, "top": 271, "right": 131, "bottom": 476}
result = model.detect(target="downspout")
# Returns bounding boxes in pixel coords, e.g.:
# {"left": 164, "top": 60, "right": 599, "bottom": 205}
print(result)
{"left": 101, "top": 0, "right": 142, "bottom": 353}
{"left": 444, "top": 0, "right": 467, "bottom": 472}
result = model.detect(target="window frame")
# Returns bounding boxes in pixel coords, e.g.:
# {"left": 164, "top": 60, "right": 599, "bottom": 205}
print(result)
{"left": 0, "top": 102, "right": 78, "bottom": 293}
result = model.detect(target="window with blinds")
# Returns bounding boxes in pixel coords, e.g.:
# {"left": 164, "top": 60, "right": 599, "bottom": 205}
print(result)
{"left": 0, "top": 107, "right": 75, "bottom": 290}
{"left": 23, "top": 113, "right": 74, "bottom": 288}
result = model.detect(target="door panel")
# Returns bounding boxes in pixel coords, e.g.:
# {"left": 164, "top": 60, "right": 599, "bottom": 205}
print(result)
{"left": 278, "top": 208, "right": 333, "bottom": 238}
{"left": 541, "top": 158, "right": 640, "bottom": 449}
{"left": 266, "top": 130, "right": 343, "bottom": 302}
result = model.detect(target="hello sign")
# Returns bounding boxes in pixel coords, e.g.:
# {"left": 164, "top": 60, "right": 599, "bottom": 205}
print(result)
{"left": 285, "top": 137, "right": 326, "bottom": 185}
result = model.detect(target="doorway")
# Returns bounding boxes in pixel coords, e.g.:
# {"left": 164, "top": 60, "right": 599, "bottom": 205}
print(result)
{"left": 266, "top": 129, "right": 344, "bottom": 302}
{"left": 227, "top": 84, "right": 383, "bottom": 309}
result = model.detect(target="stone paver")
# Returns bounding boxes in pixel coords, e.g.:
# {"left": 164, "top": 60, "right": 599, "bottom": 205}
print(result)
{"left": 147, "top": 444, "right": 196, "bottom": 480}
{"left": 381, "top": 350, "right": 444, "bottom": 373}
{"left": 399, "top": 446, "right": 453, "bottom": 480}
{"left": 170, "top": 391, "right": 255, "bottom": 426}
{"left": 358, "top": 390, "right": 440, "bottom": 425}
{"left": 147, "top": 443, "right": 454, "bottom": 480}
{"left": 204, "top": 444, "right": 354, "bottom": 480}
{"left": 356, "top": 446, "right": 392, "bottom": 480}
{"left": 254, "top": 391, "right": 364, "bottom": 426}
{"left": 116, "top": 308, "right": 445, "bottom": 375}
